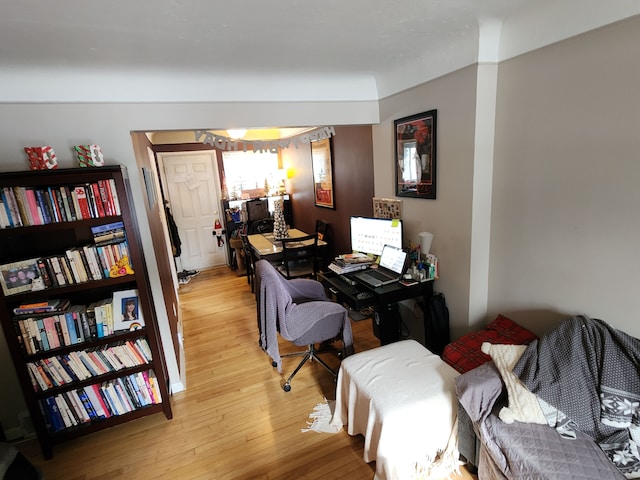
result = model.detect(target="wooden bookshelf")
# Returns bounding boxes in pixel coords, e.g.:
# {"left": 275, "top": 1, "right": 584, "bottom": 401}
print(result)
{"left": 0, "top": 166, "right": 172, "bottom": 459}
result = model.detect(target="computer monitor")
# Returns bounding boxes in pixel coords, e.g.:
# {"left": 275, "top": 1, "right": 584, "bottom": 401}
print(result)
{"left": 349, "top": 216, "right": 403, "bottom": 257}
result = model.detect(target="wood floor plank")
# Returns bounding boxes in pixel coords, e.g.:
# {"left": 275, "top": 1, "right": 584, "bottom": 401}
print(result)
{"left": 13, "top": 267, "right": 476, "bottom": 479}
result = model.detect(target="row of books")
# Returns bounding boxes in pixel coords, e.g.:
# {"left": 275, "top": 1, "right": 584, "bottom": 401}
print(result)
{"left": 26, "top": 338, "right": 152, "bottom": 391}
{"left": 15, "top": 296, "right": 134, "bottom": 355}
{"left": 39, "top": 370, "right": 162, "bottom": 433}
{"left": 42, "top": 241, "right": 132, "bottom": 288}
{"left": 0, "top": 181, "right": 122, "bottom": 229}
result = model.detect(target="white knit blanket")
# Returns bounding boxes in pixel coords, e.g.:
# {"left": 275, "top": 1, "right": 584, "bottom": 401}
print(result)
{"left": 305, "top": 340, "right": 461, "bottom": 480}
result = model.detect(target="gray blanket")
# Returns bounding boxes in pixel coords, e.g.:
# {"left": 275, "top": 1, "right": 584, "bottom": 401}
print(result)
{"left": 513, "top": 315, "right": 640, "bottom": 479}
{"left": 255, "top": 260, "right": 353, "bottom": 372}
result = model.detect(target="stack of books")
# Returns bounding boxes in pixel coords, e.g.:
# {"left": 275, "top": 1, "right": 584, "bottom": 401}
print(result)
{"left": 328, "top": 253, "right": 373, "bottom": 275}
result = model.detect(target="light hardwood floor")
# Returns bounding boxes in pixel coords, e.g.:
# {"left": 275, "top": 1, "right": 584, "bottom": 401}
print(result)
{"left": 15, "top": 267, "right": 477, "bottom": 480}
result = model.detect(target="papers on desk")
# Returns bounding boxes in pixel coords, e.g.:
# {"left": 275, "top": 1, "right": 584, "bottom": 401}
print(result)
{"left": 328, "top": 257, "right": 372, "bottom": 275}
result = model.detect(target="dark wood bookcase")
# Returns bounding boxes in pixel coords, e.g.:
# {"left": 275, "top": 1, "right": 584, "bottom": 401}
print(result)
{"left": 0, "top": 166, "right": 172, "bottom": 459}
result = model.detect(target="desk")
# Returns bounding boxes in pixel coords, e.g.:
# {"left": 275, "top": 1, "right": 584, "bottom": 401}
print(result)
{"left": 319, "top": 271, "right": 434, "bottom": 346}
{"left": 248, "top": 228, "right": 326, "bottom": 262}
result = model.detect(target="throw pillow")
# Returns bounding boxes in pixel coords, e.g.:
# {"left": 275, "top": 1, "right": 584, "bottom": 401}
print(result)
{"left": 481, "top": 342, "right": 547, "bottom": 425}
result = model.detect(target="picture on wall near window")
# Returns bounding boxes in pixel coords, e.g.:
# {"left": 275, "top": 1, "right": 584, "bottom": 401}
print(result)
{"left": 311, "top": 137, "right": 335, "bottom": 209}
{"left": 112, "top": 288, "right": 145, "bottom": 332}
{"left": 395, "top": 110, "right": 437, "bottom": 199}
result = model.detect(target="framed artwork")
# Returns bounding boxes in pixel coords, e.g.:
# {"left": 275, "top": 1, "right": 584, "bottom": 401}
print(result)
{"left": 373, "top": 197, "right": 403, "bottom": 219}
{"left": 394, "top": 110, "right": 437, "bottom": 199}
{"left": 112, "top": 289, "right": 145, "bottom": 332}
{"left": 0, "top": 258, "right": 44, "bottom": 296}
{"left": 311, "top": 137, "right": 335, "bottom": 209}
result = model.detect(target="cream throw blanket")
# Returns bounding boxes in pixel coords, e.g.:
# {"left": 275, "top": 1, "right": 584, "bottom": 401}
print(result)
{"left": 305, "top": 340, "right": 461, "bottom": 480}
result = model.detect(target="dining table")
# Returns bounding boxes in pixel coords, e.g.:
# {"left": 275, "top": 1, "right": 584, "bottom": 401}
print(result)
{"left": 248, "top": 228, "right": 326, "bottom": 263}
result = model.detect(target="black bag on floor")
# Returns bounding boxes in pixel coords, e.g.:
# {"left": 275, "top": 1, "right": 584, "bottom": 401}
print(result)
{"left": 424, "top": 292, "right": 450, "bottom": 356}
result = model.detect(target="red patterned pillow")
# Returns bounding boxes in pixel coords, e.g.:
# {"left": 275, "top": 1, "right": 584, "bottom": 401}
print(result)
{"left": 442, "top": 315, "right": 537, "bottom": 373}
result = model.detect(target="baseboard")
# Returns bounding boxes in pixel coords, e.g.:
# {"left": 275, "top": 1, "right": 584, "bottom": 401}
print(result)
{"left": 170, "top": 381, "right": 185, "bottom": 394}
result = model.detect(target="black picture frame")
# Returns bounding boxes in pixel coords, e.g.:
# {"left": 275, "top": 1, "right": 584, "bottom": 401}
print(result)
{"left": 311, "top": 137, "right": 335, "bottom": 209}
{"left": 394, "top": 110, "right": 437, "bottom": 199}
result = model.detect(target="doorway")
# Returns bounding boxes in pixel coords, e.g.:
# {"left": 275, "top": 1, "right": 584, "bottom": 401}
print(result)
{"left": 158, "top": 151, "right": 227, "bottom": 272}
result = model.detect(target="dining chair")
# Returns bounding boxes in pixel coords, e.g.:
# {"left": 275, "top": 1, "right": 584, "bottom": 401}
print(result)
{"left": 276, "top": 233, "right": 319, "bottom": 280}
{"left": 240, "top": 233, "right": 255, "bottom": 292}
{"left": 314, "top": 220, "right": 330, "bottom": 270}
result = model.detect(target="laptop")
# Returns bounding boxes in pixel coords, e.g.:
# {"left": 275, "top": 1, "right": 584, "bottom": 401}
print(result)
{"left": 352, "top": 244, "right": 408, "bottom": 288}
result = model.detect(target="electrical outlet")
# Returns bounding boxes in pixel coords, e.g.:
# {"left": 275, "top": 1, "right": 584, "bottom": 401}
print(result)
{"left": 18, "top": 411, "right": 35, "bottom": 438}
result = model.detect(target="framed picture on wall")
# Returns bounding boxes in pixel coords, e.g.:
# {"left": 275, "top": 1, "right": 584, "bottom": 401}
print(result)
{"left": 311, "top": 137, "right": 335, "bottom": 209}
{"left": 394, "top": 110, "right": 437, "bottom": 199}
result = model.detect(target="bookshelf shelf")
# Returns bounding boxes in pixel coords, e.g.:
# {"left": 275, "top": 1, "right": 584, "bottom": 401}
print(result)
{"left": 0, "top": 166, "right": 172, "bottom": 459}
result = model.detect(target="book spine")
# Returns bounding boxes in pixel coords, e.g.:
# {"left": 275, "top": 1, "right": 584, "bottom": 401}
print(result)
{"left": 90, "top": 183, "right": 106, "bottom": 217}
{"left": 46, "top": 187, "right": 61, "bottom": 223}
{"left": 73, "top": 186, "right": 92, "bottom": 219}
{"left": 108, "top": 179, "right": 122, "bottom": 215}
{"left": 58, "top": 255, "right": 75, "bottom": 285}
{"left": 3, "top": 187, "right": 21, "bottom": 226}
{"left": 76, "top": 388, "right": 98, "bottom": 420}
{"left": 57, "top": 313, "right": 71, "bottom": 346}
{"left": 85, "top": 385, "right": 108, "bottom": 419}
{"left": 36, "top": 318, "right": 51, "bottom": 351}
{"left": 0, "top": 190, "right": 14, "bottom": 227}
{"left": 97, "top": 180, "right": 114, "bottom": 216}
{"left": 44, "top": 397, "right": 65, "bottom": 432}
{"left": 12, "top": 187, "right": 32, "bottom": 226}
{"left": 53, "top": 188, "right": 68, "bottom": 222}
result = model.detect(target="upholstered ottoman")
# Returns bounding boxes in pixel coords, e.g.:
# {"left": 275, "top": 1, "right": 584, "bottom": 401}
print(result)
{"left": 330, "top": 339, "right": 460, "bottom": 480}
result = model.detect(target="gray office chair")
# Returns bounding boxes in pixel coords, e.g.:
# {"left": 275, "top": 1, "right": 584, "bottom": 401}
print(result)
{"left": 276, "top": 233, "right": 319, "bottom": 280}
{"left": 255, "top": 259, "right": 354, "bottom": 391}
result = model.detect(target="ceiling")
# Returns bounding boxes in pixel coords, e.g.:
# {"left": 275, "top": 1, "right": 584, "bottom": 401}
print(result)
{"left": 3, "top": 0, "right": 638, "bottom": 105}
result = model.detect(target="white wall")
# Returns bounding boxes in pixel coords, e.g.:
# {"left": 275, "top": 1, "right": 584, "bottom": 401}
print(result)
{"left": 375, "top": 66, "right": 478, "bottom": 340}
{"left": 489, "top": 15, "right": 640, "bottom": 338}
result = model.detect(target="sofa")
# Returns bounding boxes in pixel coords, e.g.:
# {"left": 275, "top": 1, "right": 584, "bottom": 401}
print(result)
{"left": 455, "top": 315, "right": 639, "bottom": 479}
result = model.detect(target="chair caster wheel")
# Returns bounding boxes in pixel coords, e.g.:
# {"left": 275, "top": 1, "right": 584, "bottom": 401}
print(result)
{"left": 283, "top": 383, "right": 291, "bottom": 392}
{"left": 272, "top": 361, "right": 277, "bottom": 368}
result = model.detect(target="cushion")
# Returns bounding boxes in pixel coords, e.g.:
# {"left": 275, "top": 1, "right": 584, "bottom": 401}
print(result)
{"left": 442, "top": 314, "right": 537, "bottom": 373}
{"left": 481, "top": 342, "right": 546, "bottom": 425}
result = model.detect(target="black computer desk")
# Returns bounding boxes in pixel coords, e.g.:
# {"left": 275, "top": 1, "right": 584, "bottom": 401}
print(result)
{"left": 319, "top": 271, "right": 434, "bottom": 346}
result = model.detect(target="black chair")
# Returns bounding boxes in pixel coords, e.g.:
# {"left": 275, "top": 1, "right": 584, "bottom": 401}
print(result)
{"left": 240, "top": 233, "right": 255, "bottom": 292}
{"left": 315, "top": 219, "right": 329, "bottom": 242}
{"left": 276, "top": 233, "right": 319, "bottom": 280}
{"left": 247, "top": 218, "right": 274, "bottom": 234}
{"left": 314, "top": 220, "right": 330, "bottom": 270}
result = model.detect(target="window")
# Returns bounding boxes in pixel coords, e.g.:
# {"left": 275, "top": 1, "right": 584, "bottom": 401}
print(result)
{"left": 222, "top": 150, "right": 279, "bottom": 199}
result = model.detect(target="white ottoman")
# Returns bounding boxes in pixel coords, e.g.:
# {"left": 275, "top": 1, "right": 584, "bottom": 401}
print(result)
{"left": 330, "top": 339, "right": 460, "bottom": 480}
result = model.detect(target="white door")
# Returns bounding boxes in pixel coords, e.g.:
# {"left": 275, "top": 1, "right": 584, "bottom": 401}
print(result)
{"left": 159, "top": 151, "right": 227, "bottom": 271}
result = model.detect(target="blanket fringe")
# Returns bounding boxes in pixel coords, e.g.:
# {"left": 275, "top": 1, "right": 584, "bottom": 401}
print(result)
{"left": 301, "top": 397, "right": 341, "bottom": 433}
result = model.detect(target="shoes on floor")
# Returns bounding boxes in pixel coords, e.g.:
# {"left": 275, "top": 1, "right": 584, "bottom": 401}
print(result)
{"left": 177, "top": 269, "right": 200, "bottom": 285}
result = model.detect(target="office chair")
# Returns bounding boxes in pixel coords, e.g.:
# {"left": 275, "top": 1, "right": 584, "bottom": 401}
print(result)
{"left": 240, "top": 233, "right": 255, "bottom": 292}
{"left": 276, "top": 233, "right": 319, "bottom": 280}
{"left": 255, "top": 259, "right": 354, "bottom": 391}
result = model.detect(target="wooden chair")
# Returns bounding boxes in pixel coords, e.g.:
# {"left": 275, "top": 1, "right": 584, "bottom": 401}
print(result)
{"left": 276, "top": 233, "right": 319, "bottom": 280}
{"left": 240, "top": 233, "right": 255, "bottom": 292}
{"left": 315, "top": 220, "right": 330, "bottom": 270}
